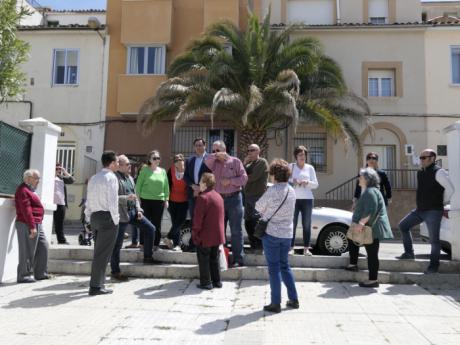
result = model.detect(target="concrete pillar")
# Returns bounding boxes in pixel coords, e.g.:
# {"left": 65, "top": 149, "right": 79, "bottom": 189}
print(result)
{"left": 19, "top": 117, "right": 61, "bottom": 240}
{"left": 444, "top": 121, "right": 460, "bottom": 260}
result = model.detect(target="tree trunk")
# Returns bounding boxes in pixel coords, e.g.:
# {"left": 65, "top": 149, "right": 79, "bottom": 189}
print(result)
{"left": 237, "top": 126, "right": 269, "bottom": 160}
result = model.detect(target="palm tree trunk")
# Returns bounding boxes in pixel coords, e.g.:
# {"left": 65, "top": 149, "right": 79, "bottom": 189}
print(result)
{"left": 238, "top": 126, "right": 269, "bottom": 159}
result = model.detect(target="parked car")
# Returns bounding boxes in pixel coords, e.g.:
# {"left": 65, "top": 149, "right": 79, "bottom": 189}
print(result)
{"left": 420, "top": 205, "right": 452, "bottom": 254}
{"left": 178, "top": 206, "right": 352, "bottom": 256}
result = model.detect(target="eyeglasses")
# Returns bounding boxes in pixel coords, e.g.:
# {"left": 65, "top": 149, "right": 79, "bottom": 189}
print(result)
{"left": 33, "top": 176, "right": 41, "bottom": 180}
{"left": 419, "top": 156, "right": 433, "bottom": 160}
{"left": 151, "top": 157, "right": 161, "bottom": 161}
{"left": 212, "top": 150, "right": 221, "bottom": 153}
{"left": 367, "top": 156, "right": 378, "bottom": 161}
{"left": 174, "top": 159, "right": 184, "bottom": 163}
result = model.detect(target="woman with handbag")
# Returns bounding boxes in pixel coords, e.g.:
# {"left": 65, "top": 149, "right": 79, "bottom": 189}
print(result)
{"left": 345, "top": 167, "right": 393, "bottom": 288}
{"left": 255, "top": 159, "right": 298, "bottom": 313}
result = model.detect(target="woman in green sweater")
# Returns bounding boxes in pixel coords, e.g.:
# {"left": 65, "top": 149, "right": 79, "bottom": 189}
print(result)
{"left": 345, "top": 167, "right": 393, "bottom": 288}
{"left": 136, "top": 150, "right": 170, "bottom": 249}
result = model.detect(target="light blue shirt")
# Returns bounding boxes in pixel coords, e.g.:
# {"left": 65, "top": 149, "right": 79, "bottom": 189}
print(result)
{"left": 194, "top": 154, "right": 205, "bottom": 184}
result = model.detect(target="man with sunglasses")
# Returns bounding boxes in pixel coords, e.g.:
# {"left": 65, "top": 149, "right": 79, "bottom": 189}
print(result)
{"left": 397, "top": 149, "right": 454, "bottom": 274}
{"left": 243, "top": 144, "right": 268, "bottom": 252}
{"left": 205, "top": 140, "right": 248, "bottom": 267}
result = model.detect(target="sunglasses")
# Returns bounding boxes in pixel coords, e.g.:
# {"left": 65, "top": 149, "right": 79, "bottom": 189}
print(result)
{"left": 151, "top": 157, "right": 161, "bottom": 161}
{"left": 212, "top": 150, "right": 221, "bottom": 153}
{"left": 367, "top": 156, "right": 378, "bottom": 161}
{"left": 419, "top": 155, "right": 433, "bottom": 160}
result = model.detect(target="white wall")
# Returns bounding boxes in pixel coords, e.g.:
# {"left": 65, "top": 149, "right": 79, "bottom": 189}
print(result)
{"left": 17, "top": 0, "right": 44, "bottom": 26}
{"left": 0, "top": 198, "right": 19, "bottom": 283}
{"left": 45, "top": 13, "right": 106, "bottom": 26}
{"left": 287, "top": 0, "right": 335, "bottom": 25}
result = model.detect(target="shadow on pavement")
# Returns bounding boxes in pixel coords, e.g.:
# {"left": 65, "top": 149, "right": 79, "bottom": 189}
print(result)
{"left": 33, "top": 280, "right": 90, "bottom": 292}
{"left": 2, "top": 290, "right": 89, "bottom": 309}
{"left": 195, "top": 310, "right": 266, "bottom": 335}
{"left": 134, "top": 279, "right": 201, "bottom": 299}
{"left": 318, "top": 282, "right": 379, "bottom": 299}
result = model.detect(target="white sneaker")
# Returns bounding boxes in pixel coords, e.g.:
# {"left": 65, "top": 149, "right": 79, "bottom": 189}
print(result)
{"left": 172, "top": 246, "right": 181, "bottom": 252}
{"left": 289, "top": 248, "right": 294, "bottom": 255}
{"left": 303, "top": 248, "right": 313, "bottom": 256}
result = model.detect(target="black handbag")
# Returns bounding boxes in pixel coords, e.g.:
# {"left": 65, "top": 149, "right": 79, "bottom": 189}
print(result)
{"left": 254, "top": 190, "right": 289, "bottom": 240}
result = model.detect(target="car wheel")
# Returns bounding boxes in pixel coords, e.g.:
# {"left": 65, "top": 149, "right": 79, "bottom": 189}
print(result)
{"left": 317, "top": 225, "right": 349, "bottom": 256}
{"left": 179, "top": 220, "right": 193, "bottom": 252}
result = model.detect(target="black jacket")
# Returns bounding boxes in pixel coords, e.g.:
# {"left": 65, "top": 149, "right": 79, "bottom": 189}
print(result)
{"left": 354, "top": 169, "right": 392, "bottom": 206}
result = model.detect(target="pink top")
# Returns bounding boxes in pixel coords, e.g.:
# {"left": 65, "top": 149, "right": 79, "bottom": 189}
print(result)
{"left": 205, "top": 154, "right": 248, "bottom": 194}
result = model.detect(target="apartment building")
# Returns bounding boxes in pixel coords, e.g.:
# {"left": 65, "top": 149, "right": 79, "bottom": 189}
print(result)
{"left": 0, "top": 1, "right": 108, "bottom": 220}
{"left": 104, "top": 0, "right": 460, "bottom": 221}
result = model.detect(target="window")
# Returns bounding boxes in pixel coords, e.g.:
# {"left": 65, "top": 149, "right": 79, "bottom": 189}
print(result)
{"left": 368, "top": 70, "right": 395, "bottom": 97}
{"left": 172, "top": 127, "right": 236, "bottom": 157}
{"left": 287, "top": 0, "right": 335, "bottom": 25}
{"left": 292, "top": 132, "right": 327, "bottom": 172}
{"left": 56, "top": 143, "right": 76, "bottom": 176}
{"left": 368, "top": 0, "right": 388, "bottom": 23}
{"left": 451, "top": 46, "right": 460, "bottom": 84}
{"left": 127, "top": 46, "right": 165, "bottom": 75}
{"left": 53, "top": 49, "right": 79, "bottom": 85}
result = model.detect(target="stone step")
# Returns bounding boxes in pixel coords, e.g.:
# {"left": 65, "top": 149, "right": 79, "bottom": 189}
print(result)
{"left": 49, "top": 246, "right": 460, "bottom": 273}
{"left": 48, "top": 259, "right": 460, "bottom": 288}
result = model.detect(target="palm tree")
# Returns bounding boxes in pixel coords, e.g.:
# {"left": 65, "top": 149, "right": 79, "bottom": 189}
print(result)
{"left": 140, "top": 9, "right": 370, "bottom": 157}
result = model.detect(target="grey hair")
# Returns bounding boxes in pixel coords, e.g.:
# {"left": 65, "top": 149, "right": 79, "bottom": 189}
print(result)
{"left": 213, "top": 140, "right": 226, "bottom": 151}
{"left": 23, "top": 169, "right": 40, "bottom": 182}
{"left": 359, "top": 167, "right": 380, "bottom": 188}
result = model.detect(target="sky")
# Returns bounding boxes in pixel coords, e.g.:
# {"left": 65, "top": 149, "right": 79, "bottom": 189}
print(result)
{"left": 35, "top": 0, "right": 106, "bottom": 10}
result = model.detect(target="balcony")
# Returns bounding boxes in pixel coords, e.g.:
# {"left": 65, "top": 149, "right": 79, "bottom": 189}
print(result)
{"left": 117, "top": 74, "right": 167, "bottom": 115}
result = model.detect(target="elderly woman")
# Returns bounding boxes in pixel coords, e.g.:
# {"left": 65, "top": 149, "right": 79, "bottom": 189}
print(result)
{"left": 14, "top": 169, "right": 49, "bottom": 283}
{"left": 136, "top": 150, "right": 170, "bottom": 250}
{"left": 256, "top": 159, "right": 298, "bottom": 313}
{"left": 192, "top": 173, "right": 225, "bottom": 290}
{"left": 165, "top": 154, "right": 188, "bottom": 251}
{"left": 345, "top": 167, "right": 393, "bottom": 288}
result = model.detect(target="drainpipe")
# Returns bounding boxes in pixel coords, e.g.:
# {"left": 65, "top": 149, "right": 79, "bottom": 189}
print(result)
{"left": 336, "top": 0, "right": 341, "bottom": 24}
{"left": 3, "top": 100, "right": 33, "bottom": 119}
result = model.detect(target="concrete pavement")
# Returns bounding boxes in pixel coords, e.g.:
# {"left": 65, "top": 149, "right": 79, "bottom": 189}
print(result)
{"left": 2, "top": 275, "right": 460, "bottom": 345}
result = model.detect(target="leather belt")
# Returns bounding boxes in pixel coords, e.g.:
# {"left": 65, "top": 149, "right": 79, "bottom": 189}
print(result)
{"left": 220, "top": 191, "right": 240, "bottom": 198}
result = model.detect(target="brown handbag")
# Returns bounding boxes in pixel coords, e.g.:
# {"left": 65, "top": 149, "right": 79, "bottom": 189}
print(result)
{"left": 346, "top": 222, "right": 373, "bottom": 246}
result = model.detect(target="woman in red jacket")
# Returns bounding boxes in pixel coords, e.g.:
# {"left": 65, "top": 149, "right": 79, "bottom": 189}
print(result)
{"left": 14, "top": 169, "right": 49, "bottom": 283}
{"left": 192, "top": 173, "right": 225, "bottom": 290}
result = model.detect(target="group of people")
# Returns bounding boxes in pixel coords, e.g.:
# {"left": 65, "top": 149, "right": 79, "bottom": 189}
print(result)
{"left": 13, "top": 141, "right": 454, "bottom": 313}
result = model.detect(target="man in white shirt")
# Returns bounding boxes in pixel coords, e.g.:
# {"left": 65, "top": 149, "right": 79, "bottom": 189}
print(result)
{"left": 397, "top": 149, "right": 454, "bottom": 274}
{"left": 85, "top": 151, "right": 120, "bottom": 295}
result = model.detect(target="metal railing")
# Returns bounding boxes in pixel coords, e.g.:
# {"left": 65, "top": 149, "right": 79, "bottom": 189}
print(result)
{"left": 0, "top": 121, "right": 31, "bottom": 195}
{"left": 325, "top": 169, "right": 419, "bottom": 201}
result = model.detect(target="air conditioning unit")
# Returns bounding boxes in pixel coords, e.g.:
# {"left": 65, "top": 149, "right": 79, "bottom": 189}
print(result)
{"left": 404, "top": 144, "right": 414, "bottom": 156}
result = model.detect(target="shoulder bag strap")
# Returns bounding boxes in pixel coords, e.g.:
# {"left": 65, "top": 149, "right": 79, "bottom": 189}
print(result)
{"left": 267, "top": 189, "right": 290, "bottom": 222}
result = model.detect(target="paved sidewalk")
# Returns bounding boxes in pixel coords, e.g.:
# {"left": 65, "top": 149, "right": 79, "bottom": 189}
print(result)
{"left": 1, "top": 276, "right": 460, "bottom": 345}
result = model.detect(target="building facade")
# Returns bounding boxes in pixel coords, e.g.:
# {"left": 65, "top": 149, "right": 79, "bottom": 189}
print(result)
{"left": 0, "top": 1, "right": 108, "bottom": 220}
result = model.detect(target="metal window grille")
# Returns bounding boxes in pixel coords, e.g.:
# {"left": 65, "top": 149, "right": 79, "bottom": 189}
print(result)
{"left": 56, "top": 143, "right": 76, "bottom": 176}
{"left": 172, "top": 127, "right": 236, "bottom": 158}
{"left": 292, "top": 132, "right": 327, "bottom": 172}
{"left": 0, "top": 122, "right": 31, "bottom": 195}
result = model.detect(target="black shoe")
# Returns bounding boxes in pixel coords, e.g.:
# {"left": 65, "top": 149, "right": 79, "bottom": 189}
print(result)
{"left": 397, "top": 252, "right": 415, "bottom": 260}
{"left": 213, "top": 282, "right": 223, "bottom": 288}
{"left": 263, "top": 303, "right": 281, "bottom": 313}
{"left": 196, "top": 283, "right": 213, "bottom": 290}
{"left": 111, "top": 272, "right": 129, "bottom": 281}
{"left": 424, "top": 265, "right": 439, "bottom": 274}
{"left": 36, "top": 274, "right": 52, "bottom": 281}
{"left": 58, "top": 241, "right": 70, "bottom": 245}
{"left": 88, "top": 287, "right": 113, "bottom": 296}
{"left": 286, "top": 299, "right": 299, "bottom": 309}
{"left": 344, "top": 265, "right": 359, "bottom": 272}
{"left": 359, "top": 281, "right": 379, "bottom": 288}
{"left": 231, "top": 262, "right": 244, "bottom": 268}
{"left": 143, "top": 257, "right": 160, "bottom": 264}
{"left": 17, "top": 277, "right": 36, "bottom": 283}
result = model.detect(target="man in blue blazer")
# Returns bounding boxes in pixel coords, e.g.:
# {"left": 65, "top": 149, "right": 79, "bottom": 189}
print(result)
{"left": 184, "top": 137, "right": 211, "bottom": 221}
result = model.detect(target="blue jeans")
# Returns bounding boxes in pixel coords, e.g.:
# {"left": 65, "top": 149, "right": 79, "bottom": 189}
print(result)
{"left": 224, "top": 192, "right": 244, "bottom": 265}
{"left": 263, "top": 234, "right": 298, "bottom": 305}
{"left": 398, "top": 209, "right": 443, "bottom": 267}
{"left": 111, "top": 209, "right": 156, "bottom": 273}
{"left": 292, "top": 199, "right": 313, "bottom": 247}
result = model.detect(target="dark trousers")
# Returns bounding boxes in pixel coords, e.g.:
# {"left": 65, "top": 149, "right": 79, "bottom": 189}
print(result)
{"left": 244, "top": 194, "right": 262, "bottom": 249}
{"left": 196, "top": 245, "right": 221, "bottom": 286}
{"left": 53, "top": 204, "right": 67, "bottom": 243}
{"left": 349, "top": 239, "right": 380, "bottom": 281}
{"left": 167, "top": 201, "right": 188, "bottom": 246}
{"left": 141, "top": 199, "right": 165, "bottom": 246}
{"left": 90, "top": 211, "right": 118, "bottom": 289}
{"left": 292, "top": 199, "right": 313, "bottom": 247}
